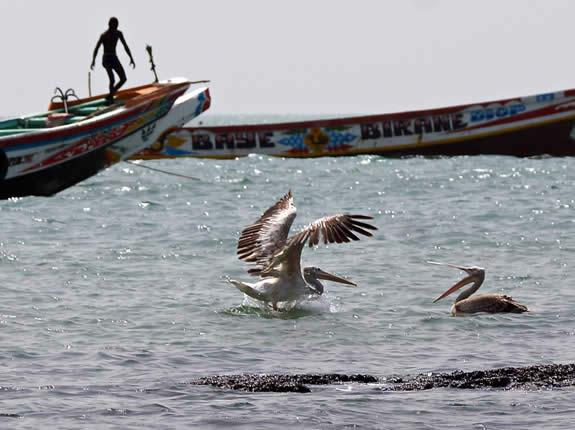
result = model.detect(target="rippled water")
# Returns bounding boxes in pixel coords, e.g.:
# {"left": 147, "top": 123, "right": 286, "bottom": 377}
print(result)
{"left": 2, "top": 149, "right": 575, "bottom": 428}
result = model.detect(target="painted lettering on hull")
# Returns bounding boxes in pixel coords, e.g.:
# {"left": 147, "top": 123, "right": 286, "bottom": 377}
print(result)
{"left": 360, "top": 112, "right": 468, "bottom": 140}
{"left": 153, "top": 101, "right": 533, "bottom": 155}
{"left": 190, "top": 132, "right": 274, "bottom": 151}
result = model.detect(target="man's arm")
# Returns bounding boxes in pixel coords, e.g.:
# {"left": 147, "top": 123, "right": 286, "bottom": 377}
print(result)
{"left": 90, "top": 36, "right": 103, "bottom": 70}
{"left": 120, "top": 33, "right": 135, "bottom": 68}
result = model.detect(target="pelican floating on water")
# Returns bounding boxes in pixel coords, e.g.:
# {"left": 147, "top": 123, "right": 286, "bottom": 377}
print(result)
{"left": 428, "top": 261, "right": 531, "bottom": 316}
{"left": 227, "top": 191, "right": 377, "bottom": 310}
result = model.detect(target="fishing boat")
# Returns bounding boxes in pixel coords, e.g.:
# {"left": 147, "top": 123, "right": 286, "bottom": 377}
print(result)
{"left": 133, "top": 87, "right": 575, "bottom": 159}
{"left": 0, "top": 78, "right": 210, "bottom": 199}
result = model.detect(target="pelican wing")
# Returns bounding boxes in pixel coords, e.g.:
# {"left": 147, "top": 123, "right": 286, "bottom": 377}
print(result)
{"left": 457, "top": 294, "right": 530, "bottom": 314}
{"left": 261, "top": 214, "right": 377, "bottom": 277}
{"left": 237, "top": 191, "right": 297, "bottom": 270}
{"left": 304, "top": 214, "right": 377, "bottom": 247}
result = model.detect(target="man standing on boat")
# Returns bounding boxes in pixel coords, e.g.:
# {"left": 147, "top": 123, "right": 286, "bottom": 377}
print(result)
{"left": 90, "top": 17, "right": 135, "bottom": 104}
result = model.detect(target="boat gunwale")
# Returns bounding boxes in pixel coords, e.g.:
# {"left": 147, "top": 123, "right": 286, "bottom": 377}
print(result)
{"left": 0, "top": 81, "right": 190, "bottom": 147}
{"left": 180, "top": 88, "right": 569, "bottom": 135}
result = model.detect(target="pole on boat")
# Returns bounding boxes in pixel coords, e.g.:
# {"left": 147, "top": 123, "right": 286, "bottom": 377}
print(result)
{"left": 88, "top": 71, "right": 92, "bottom": 97}
{"left": 146, "top": 45, "right": 159, "bottom": 83}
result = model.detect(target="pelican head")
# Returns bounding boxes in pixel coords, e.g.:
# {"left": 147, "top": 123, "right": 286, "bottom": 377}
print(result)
{"left": 427, "top": 261, "right": 485, "bottom": 303}
{"left": 302, "top": 266, "right": 356, "bottom": 295}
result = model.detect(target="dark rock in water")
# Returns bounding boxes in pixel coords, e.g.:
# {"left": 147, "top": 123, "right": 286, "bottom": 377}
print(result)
{"left": 190, "top": 364, "right": 575, "bottom": 393}
{"left": 382, "top": 363, "right": 575, "bottom": 391}
{"left": 191, "top": 373, "right": 378, "bottom": 393}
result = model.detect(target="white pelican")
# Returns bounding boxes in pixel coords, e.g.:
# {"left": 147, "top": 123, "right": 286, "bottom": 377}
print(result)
{"left": 428, "top": 261, "right": 531, "bottom": 316}
{"left": 227, "top": 191, "right": 377, "bottom": 310}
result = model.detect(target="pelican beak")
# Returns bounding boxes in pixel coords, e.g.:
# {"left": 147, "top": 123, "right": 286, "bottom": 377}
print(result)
{"left": 427, "top": 261, "right": 472, "bottom": 274}
{"left": 433, "top": 275, "right": 475, "bottom": 303}
{"left": 315, "top": 269, "right": 356, "bottom": 286}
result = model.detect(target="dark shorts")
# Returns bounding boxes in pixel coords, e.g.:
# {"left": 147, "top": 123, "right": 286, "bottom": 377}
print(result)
{"left": 102, "top": 54, "right": 122, "bottom": 70}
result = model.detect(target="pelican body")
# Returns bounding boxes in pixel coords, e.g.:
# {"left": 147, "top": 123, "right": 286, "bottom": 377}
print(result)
{"left": 227, "top": 191, "right": 377, "bottom": 310}
{"left": 428, "top": 261, "right": 530, "bottom": 316}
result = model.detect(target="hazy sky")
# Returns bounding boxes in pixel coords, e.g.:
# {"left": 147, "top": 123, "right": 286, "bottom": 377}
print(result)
{"left": 1, "top": 0, "right": 573, "bottom": 117}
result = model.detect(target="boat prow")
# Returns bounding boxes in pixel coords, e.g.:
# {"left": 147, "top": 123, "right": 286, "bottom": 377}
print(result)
{"left": 0, "top": 79, "right": 211, "bottom": 199}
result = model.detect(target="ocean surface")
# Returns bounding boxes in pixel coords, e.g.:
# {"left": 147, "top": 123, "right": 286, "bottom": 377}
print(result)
{"left": 2, "top": 116, "right": 575, "bottom": 428}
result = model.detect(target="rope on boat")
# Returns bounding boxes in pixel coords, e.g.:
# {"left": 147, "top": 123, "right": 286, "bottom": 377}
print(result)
{"left": 124, "top": 160, "right": 200, "bottom": 181}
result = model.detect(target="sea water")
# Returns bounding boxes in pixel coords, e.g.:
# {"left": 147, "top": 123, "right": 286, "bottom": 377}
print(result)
{"left": 1, "top": 118, "right": 575, "bottom": 428}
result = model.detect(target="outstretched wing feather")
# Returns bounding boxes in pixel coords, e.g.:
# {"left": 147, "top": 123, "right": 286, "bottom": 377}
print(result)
{"left": 348, "top": 217, "right": 378, "bottom": 231}
{"left": 239, "top": 199, "right": 377, "bottom": 277}
{"left": 303, "top": 214, "right": 377, "bottom": 247}
{"left": 331, "top": 222, "right": 351, "bottom": 243}
{"left": 237, "top": 191, "right": 297, "bottom": 271}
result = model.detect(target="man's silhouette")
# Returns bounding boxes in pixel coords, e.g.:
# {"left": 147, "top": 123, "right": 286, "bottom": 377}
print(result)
{"left": 91, "top": 17, "right": 135, "bottom": 103}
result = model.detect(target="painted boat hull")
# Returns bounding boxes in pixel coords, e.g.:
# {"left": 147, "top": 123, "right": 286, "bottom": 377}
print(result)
{"left": 0, "top": 81, "right": 210, "bottom": 199}
{"left": 133, "top": 88, "right": 575, "bottom": 159}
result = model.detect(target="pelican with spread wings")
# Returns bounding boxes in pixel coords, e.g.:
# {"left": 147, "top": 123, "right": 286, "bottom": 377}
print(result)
{"left": 227, "top": 191, "right": 377, "bottom": 310}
